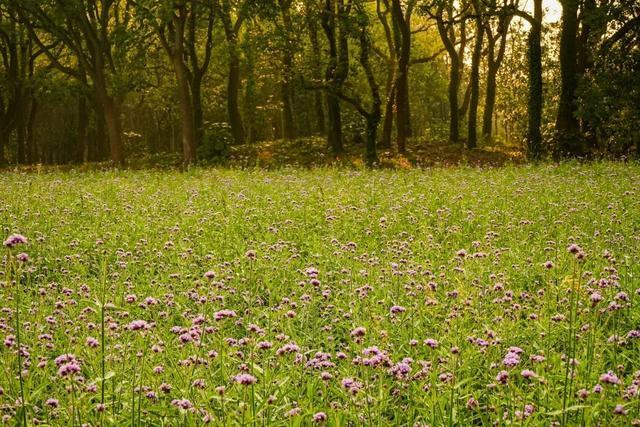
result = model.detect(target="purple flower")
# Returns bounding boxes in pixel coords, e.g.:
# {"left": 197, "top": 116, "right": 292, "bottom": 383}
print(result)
{"left": 613, "top": 404, "right": 627, "bottom": 415}
{"left": 45, "top": 398, "right": 59, "bottom": 408}
{"left": 128, "top": 320, "right": 149, "bottom": 331}
{"left": 16, "top": 252, "right": 29, "bottom": 262}
{"left": 3, "top": 234, "right": 27, "bottom": 248}
{"left": 171, "top": 398, "right": 194, "bottom": 410}
{"left": 503, "top": 350, "right": 521, "bottom": 367}
{"left": 390, "top": 305, "right": 406, "bottom": 315}
{"left": 521, "top": 369, "right": 536, "bottom": 379}
{"left": 567, "top": 243, "right": 581, "bottom": 254}
{"left": 233, "top": 373, "right": 257, "bottom": 385}
{"left": 58, "top": 362, "right": 81, "bottom": 377}
{"left": 312, "top": 412, "right": 327, "bottom": 423}
{"left": 350, "top": 327, "right": 366, "bottom": 338}
{"left": 599, "top": 371, "right": 621, "bottom": 385}
{"left": 214, "top": 309, "right": 237, "bottom": 321}
{"left": 496, "top": 370, "right": 509, "bottom": 384}
{"left": 424, "top": 338, "right": 439, "bottom": 349}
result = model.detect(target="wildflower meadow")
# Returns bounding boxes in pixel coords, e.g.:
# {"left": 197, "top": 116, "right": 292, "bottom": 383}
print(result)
{"left": 1, "top": 162, "right": 639, "bottom": 426}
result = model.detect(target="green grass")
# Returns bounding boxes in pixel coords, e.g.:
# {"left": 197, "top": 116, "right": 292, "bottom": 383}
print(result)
{"left": 1, "top": 162, "right": 639, "bottom": 426}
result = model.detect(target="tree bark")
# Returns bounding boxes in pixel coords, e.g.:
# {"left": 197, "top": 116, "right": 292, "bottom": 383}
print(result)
{"left": 391, "top": 0, "right": 411, "bottom": 153}
{"left": 93, "top": 59, "right": 125, "bottom": 165}
{"left": 227, "top": 43, "right": 245, "bottom": 145}
{"left": 26, "top": 96, "right": 37, "bottom": 163}
{"left": 435, "top": 4, "right": 462, "bottom": 143}
{"left": 321, "top": 0, "right": 346, "bottom": 155}
{"left": 527, "top": 0, "right": 543, "bottom": 159}
{"left": 280, "top": 0, "right": 297, "bottom": 140}
{"left": 77, "top": 94, "right": 89, "bottom": 163}
{"left": 468, "top": 6, "right": 483, "bottom": 149}
{"left": 381, "top": 82, "right": 395, "bottom": 149}
{"left": 482, "top": 15, "right": 511, "bottom": 141}
{"left": 191, "top": 73, "right": 204, "bottom": 148}
{"left": 101, "top": 95, "right": 125, "bottom": 165}
{"left": 555, "top": 0, "right": 582, "bottom": 156}
{"left": 307, "top": 11, "right": 326, "bottom": 134}
{"left": 448, "top": 58, "right": 460, "bottom": 143}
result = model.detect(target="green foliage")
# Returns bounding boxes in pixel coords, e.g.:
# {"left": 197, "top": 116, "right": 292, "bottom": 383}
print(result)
{"left": 197, "top": 122, "right": 233, "bottom": 161}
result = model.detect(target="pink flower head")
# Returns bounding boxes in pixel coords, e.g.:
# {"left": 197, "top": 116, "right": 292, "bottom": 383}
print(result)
{"left": 3, "top": 234, "right": 27, "bottom": 248}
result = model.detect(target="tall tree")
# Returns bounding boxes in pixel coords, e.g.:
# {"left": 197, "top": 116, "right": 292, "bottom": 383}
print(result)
{"left": 0, "top": 5, "right": 40, "bottom": 165}
{"left": 376, "top": 0, "right": 396, "bottom": 149}
{"left": 305, "top": 5, "right": 326, "bottom": 135}
{"left": 155, "top": 1, "right": 198, "bottom": 164}
{"left": 277, "top": 0, "right": 297, "bottom": 140}
{"left": 14, "top": 0, "right": 144, "bottom": 165}
{"left": 467, "top": 0, "right": 484, "bottom": 148}
{"left": 482, "top": 1, "right": 513, "bottom": 141}
{"left": 216, "top": 0, "right": 249, "bottom": 145}
{"left": 320, "top": 0, "right": 350, "bottom": 155}
{"left": 430, "top": 0, "right": 470, "bottom": 143}
{"left": 390, "top": 0, "right": 417, "bottom": 153}
{"left": 555, "top": 0, "right": 582, "bottom": 155}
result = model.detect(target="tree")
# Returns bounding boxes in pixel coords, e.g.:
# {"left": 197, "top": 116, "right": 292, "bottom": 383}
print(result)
{"left": 139, "top": 0, "right": 216, "bottom": 164}
{"left": 320, "top": 0, "right": 350, "bottom": 155}
{"left": 155, "top": 1, "right": 198, "bottom": 165}
{"left": 390, "top": 0, "right": 417, "bottom": 154}
{"left": 482, "top": 0, "right": 514, "bottom": 142}
{"left": 428, "top": 0, "right": 470, "bottom": 143}
{"left": 555, "top": 0, "right": 582, "bottom": 156}
{"left": 14, "top": 0, "right": 144, "bottom": 165}
{"left": 467, "top": 0, "right": 483, "bottom": 148}
{"left": 305, "top": 4, "right": 326, "bottom": 135}
{"left": 0, "top": 5, "right": 41, "bottom": 165}
{"left": 277, "top": 0, "right": 297, "bottom": 140}
{"left": 215, "top": 0, "right": 249, "bottom": 145}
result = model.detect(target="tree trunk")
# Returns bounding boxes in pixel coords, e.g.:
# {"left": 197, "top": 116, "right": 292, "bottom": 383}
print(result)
{"left": 26, "top": 97, "right": 37, "bottom": 163}
{"left": 327, "top": 94, "right": 343, "bottom": 154}
{"left": 365, "top": 115, "right": 379, "bottom": 166}
{"left": 468, "top": 10, "right": 483, "bottom": 149}
{"left": 555, "top": 0, "right": 582, "bottom": 156}
{"left": 307, "top": 14, "right": 326, "bottom": 134}
{"left": 0, "top": 129, "right": 7, "bottom": 166}
{"left": 448, "top": 58, "right": 460, "bottom": 143}
{"left": 191, "top": 73, "right": 204, "bottom": 149}
{"left": 175, "top": 59, "right": 197, "bottom": 164}
{"left": 77, "top": 95, "right": 89, "bottom": 163}
{"left": 101, "top": 93, "right": 125, "bottom": 165}
{"left": 380, "top": 81, "right": 395, "bottom": 149}
{"left": 280, "top": 1, "right": 297, "bottom": 140}
{"left": 281, "top": 51, "right": 297, "bottom": 140}
{"left": 391, "top": 0, "right": 410, "bottom": 154}
{"left": 527, "top": 1, "right": 543, "bottom": 159}
{"left": 482, "top": 65, "right": 498, "bottom": 140}
{"left": 93, "top": 65, "right": 125, "bottom": 165}
{"left": 227, "top": 45, "right": 245, "bottom": 145}
{"left": 321, "top": 0, "right": 345, "bottom": 155}
{"left": 16, "top": 94, "right": 26, "bottom": 164}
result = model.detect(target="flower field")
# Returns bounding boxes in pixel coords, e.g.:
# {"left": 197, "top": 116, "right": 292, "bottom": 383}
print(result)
{"left": 1, "top": 163, "right": 639, "bottom": 426}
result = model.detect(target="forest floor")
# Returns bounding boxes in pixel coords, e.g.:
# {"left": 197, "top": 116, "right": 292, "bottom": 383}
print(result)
{"left": 228, "top": 136, "right": 525, "bottom": 169}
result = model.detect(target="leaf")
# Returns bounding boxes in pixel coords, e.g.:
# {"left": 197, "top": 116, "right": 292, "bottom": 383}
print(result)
{"left": 546, "top": 405, "right": 590, "bottom": 416}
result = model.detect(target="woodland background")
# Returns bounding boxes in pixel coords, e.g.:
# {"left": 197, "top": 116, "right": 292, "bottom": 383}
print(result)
{"left": 0, "top": 0, "right": 638, "bottom": 167}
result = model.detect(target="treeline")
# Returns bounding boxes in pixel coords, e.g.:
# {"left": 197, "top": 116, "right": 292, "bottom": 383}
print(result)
{"left": 0, "top": 0, "right": 638, "bottom": 167}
